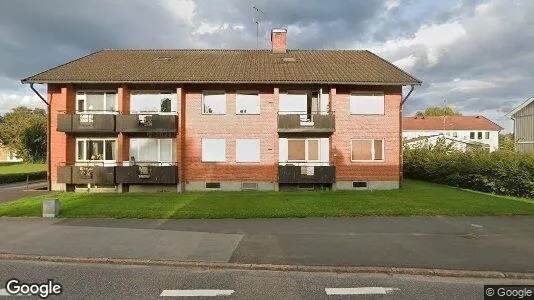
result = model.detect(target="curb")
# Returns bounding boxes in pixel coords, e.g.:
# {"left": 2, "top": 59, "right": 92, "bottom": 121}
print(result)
{"left": 0, "top": 253, "right": 533, "bottom": 280}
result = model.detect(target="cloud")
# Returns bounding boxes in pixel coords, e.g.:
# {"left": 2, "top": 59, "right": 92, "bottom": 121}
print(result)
{"left": 1, "top": 0, "right": 533, "bottom": 133}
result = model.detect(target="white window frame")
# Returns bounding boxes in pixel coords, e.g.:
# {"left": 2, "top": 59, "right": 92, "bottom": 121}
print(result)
{"left": 75, "top": 138, "right": 117, "bottom": 164}
{"left": 236, "top": 90, "right": 260, "bottom": 115}
{"left": 201, "top": 138, "right": 226, "bottom": 162}
{"left": 76, "top": 91, "right": 118, "bottom": 114}
{"left": 129, "top": 91, "right": 176, "bottom": 115}
{"left": 202, "top": 90, "right": 227, "bottom": 115}
{"left": 129, "top": 138, "right": 174, "bottom": 164}
{"left": 235, "top": 139, "right": 261, "bottom": 163}
{"left": 349, "top": 92, "right": 385, "bottom": 115}
{"left": 351, "top": 139, "right": 385, "bottom": 162}
{"left": 287, "top": 138, "right": 321, "bottom": 163}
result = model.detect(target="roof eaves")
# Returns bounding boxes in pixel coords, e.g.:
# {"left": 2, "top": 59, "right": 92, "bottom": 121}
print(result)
{"left": 19, "top": 79, "right": 421, "bottom": 85}
{"left": 506, "top": 96, "right": 534, "bottom": 118}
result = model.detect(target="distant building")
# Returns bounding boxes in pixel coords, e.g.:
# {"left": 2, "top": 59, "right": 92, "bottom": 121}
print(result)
{"left": 507, "top": 97, "right": 534, "bottom": 153}
{"left": 0, "top": 142, "right": 21, "bottom": 162}
{"left": 403, "top": 116, "right": 503, "bottom": 152}
{"left": 404, "top": 134, "right": 489, "bottom": 152}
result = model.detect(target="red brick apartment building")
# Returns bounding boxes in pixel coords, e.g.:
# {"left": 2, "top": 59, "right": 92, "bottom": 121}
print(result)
{"left": 22, "top": 29, "right": 421, "bottom": 192}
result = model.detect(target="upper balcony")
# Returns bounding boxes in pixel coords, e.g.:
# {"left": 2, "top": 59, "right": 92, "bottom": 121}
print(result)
{"left": 57, "top": 112, "right": 116, "bottom": 133}
{"left": 116, "top": 114, "right": 177, "bottom": 133}
{"left": 278, "top": 112, "right": 335, "bottom": 134}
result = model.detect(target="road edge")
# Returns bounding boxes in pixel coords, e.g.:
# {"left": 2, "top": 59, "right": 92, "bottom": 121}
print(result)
{"left": 0, "top": 253, "right": 533, "bottom": 279}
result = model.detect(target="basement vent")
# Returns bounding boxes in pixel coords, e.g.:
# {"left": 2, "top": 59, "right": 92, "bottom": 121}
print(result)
{"left": 241, "top": 182, "right": 258, "bottom": 191}
{"left": 352, "top": 181, "right": 368, "bottom": 189}
{"left": 205, "top": 182, "right": 221, "bottom": 189}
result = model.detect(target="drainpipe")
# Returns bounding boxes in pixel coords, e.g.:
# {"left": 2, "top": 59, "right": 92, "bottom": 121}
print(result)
{"left": 30, "top": 83, "right": 51, "bottom": 191}
{"left": 399, "top": 85, "right": 415, "bottom": 188}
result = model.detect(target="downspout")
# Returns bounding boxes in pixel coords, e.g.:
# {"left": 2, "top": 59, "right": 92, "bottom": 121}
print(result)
{"left": 399, "top": 85, "right": 415, "bottom": 188}
{"left": 30, "top": 83, "right": 51, "bottom": 191}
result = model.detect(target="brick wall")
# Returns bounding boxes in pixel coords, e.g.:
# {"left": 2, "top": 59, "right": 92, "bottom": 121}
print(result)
{"left": 331, "top": 86, "right": 402, "bottom": 181}
{"left": 182, "top": 85, "right": 278, "bottom": 182}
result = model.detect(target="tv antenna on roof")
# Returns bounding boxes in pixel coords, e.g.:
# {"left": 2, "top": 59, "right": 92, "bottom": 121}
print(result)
{"left": 252, "top": 5, "right": 265, "bottom": 49}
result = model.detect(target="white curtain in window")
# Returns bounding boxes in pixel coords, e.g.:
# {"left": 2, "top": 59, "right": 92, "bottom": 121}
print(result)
{"left": 202, "top": 139, "right": 226, "bottom": 162}
{"left": 236, "top": 139, "right": 260, "bottom": 162}
{"left": 236, "top": 92, "right": 260, "bottom": 114}
{"left": 203, "top": 92, "right": 226, "bottom": 114}
{"left": 279, "top": 92, "right": 307, "bottom": 114}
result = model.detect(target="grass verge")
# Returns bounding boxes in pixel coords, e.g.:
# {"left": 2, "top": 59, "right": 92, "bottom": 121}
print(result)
{"left": 0, "top": 180, "right": 533, "bottom": 219}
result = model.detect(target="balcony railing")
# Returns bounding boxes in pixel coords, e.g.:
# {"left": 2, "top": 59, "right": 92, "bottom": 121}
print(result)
{"left": 57, "top": 162, "right": 116, "bottom": 185}
{"left": 116, "top": 113, "right": 178, "bottom": 133}
{"left": 278, "top": 112, "right": 335, "bottom": 133}
{"left": 57, "top": 111, "right": 116, "bottom": 133}
{"left": 278, "top": 163, "right": 335, "bottom": 184}
{"left": 115, "top": 162, "right": 178, "bottom": 184}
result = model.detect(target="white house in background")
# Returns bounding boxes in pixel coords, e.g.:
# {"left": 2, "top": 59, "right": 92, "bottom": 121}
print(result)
{"left": 404, "top": 134, "right": 490, "bottom": 152}
{"left": 403, "top": 116, "right": 503, "bottom": 152}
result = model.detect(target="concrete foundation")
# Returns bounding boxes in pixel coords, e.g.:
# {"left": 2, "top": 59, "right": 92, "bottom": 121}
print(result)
{"left": 335, "top": 180, "right": 399, "bottom": 190}
{"left": 185, "top": 181, "right": 277, "bottom": 192}
{"left": 128, "top": 185, "right": 179, "bottom": 193}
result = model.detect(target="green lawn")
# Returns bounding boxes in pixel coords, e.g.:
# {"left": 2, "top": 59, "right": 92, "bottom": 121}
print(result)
{"left": 1, "top": 180, "right": 533, "bottom": 219}
{"left": 0, "top": 163, "right": 46, "bottom": 174}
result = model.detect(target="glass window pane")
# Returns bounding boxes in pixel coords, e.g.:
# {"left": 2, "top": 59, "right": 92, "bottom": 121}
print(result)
{"left": 105, "top": 93, "right": 116, "bottom": 111}
{"left": 160, "top": 139, "right": 172, "bottom": 162}
{"left": 87, "top": 140, "right": 104, "bottom": 160}
{"left": 86, "top": 93, "right": 105, "bottom": 111}
{"left": 485, "top": 132, "right": 490, "bottom": 139}
{"left": 203, "top": 92, "right": 226, "bottom": 114}
{"left": 201, "top": 139, "right": 226, "bottom": 162}
{"left": 352, "top": 140, "right": 372, "bottom": 161}
{"left": 350, "top": 94, "right": 384, "bottom": 114}
{"left": 137, "top": 139, "right": 159, "bottom": 162}
{"left": 279, "top": 92, "right": 307, "bottom": 114}
{"left": 77, "top": 99, "right": 85, "bottom": 112}
{"left": 288, "top": 140, "right": 305, "bottom": 161}
{"left": 130, "top": 93, "right": 176, "bottom": 113}
{"left": 236, "top": 139, "right": 260, "bottom": 162}
{"left": 478, "top": 132, "right": 482, "bottom": 139}
{"left": 77, "top": 141, "right": 84, "bottom": 160}
{"left": 308, "top": 140, "right": 319, "bottom": 161}
{"left": 236, "top": 92, "right": 260, "bottom": 114}
{"left": 374, "top": 140, "right": 383, "bottom": 160}
{"left": 105, "top": 140, "right": 116, "bottom": 161}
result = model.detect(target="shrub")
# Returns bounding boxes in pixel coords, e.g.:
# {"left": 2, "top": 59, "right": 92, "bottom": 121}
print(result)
{"left": 0, "top": 171, "right": 47, "bottom": 185}
{"left": 404, "top": 147, "right": 534, "bottom": 198}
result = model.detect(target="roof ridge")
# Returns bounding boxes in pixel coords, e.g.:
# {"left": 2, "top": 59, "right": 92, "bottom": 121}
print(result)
{"left": 99, "top": 48, "right": 369, "bottom": 52}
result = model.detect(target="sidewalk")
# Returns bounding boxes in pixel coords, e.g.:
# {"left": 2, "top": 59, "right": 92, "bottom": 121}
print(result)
{"left": 0, "top": 216, "right": 533, "bottom": 273}
{"left": 0, "top": 180, "right": 49, "bottom": 203}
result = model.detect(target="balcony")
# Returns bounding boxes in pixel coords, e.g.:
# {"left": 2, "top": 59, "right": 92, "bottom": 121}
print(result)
{"left": 278, "top": 112, "right": 335, "bottom": 134}
{"left": 57, "top": 164, "right": 116, "bottom": 185}
{"left": 278, "top": 164, "right": 335, "bottom": 184}
{"left": 116, "top": 114, "right": 177, "bottom": 133}
{"left": 115, "top": 163, "right": 178, "bottom": 184}
{"left": 57, "top": 113, "right": 116, "bottom": 133}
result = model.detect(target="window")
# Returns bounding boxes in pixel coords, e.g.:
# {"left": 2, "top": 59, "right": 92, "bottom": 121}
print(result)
{"left": 287, "top": 139, "right": 320, "bottom": 162}
{"left": 236, "top": 91, "right": 260, "bottom": 114}
{"left": 279, "top": 92, "right": 307, "bottom": 114}
{"left": 202, "top": 91, "right": 226, "bottom": 114}
{"left": 129, "top": 139, "right": 174, "bottom": 163}
{"left": 202, "top": 139, "right": 226, "bottom": 162}
{"left": 353, "top": 181, "right": 368, "bottom": 188}
{"left": 453, "top": 132, "right": 458, "bottom": 138}
{"left": 206, "top": 182, "right": 221, "bottom": 189}
{"left": 351, "top": 139, "right": 384, "bottom": 161}
{"left": 485, "top": 132, "right": 490, "bottom": 139}
{"left": 242, "top": 182, "right": 258, "bottom": 190}
{"left": 470, "top": 132, "right": 475, "bottom": 139}
{"left": 130, "top": 92, "right": 176, "bottom": 114}
{"left": 350, "top": 93, "right": 384, "bottom": 115}
{"left": 477, "top": 132, "right": 483, "bottom": 140}
{"left": 236, "top": 139, "right": 260, "bottom": 163}
{"left": 76, "top": 139, "right": 116, "bottom": 161}
{"left": 76, "top": 92, "right": 117, "bottom": 113}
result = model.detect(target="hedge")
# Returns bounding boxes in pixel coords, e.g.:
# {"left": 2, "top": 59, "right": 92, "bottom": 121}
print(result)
{"left": 403, "top": 147, "right": 534, "bottom": 198}
{"left": 0, "top": 171, "right": 47, "bottom": 185}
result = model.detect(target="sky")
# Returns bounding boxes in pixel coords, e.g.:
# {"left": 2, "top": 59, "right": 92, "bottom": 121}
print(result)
{"left": 1, "top": 0, "right": 533, "bottom": 132}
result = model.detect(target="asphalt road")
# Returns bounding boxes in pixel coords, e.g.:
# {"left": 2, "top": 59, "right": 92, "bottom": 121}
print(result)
{"left": 1, "top": 260, "right": 533, "bottom": 299}
{"left": 1, "top": 217, "right": 533, "bottom": 273}
{"left": 0, "top": 180, "right": 49, "bottom": 203}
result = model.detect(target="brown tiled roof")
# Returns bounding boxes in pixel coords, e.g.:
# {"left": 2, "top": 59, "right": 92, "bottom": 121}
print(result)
{"left": 403, "top": 116, "right": 503, "bottom": 131}
{"left": 21, "top": 49, "right": 421, "bottom": 85}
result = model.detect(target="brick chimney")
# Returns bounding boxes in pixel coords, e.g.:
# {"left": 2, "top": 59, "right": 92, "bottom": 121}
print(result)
{"left": 271, "top": 28, "right": 287, "bottom": 53}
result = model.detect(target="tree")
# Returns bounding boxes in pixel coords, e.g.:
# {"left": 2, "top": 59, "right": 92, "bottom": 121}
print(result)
{"left": 415, "top": 106, "right": 462, "bottom": 117}
{"left": 0, "top": 106, "right": 47, "bottom": 162}
{"left": 499, "top": 133, "right": 515, "bottom": 152}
